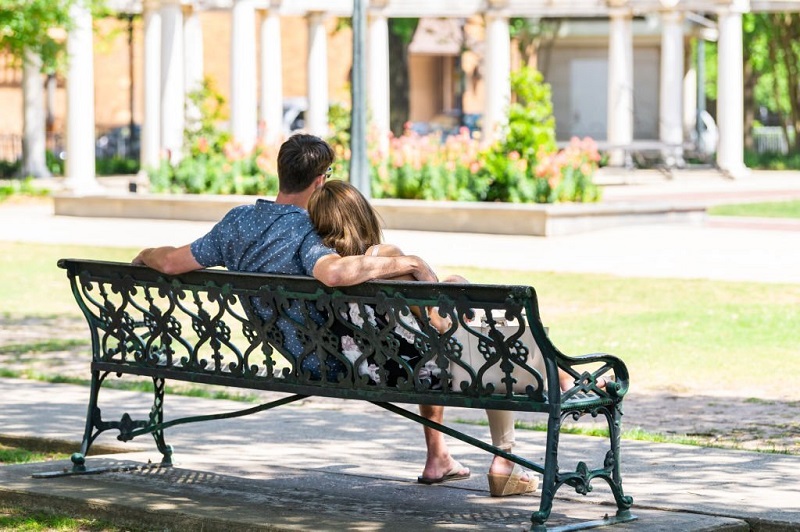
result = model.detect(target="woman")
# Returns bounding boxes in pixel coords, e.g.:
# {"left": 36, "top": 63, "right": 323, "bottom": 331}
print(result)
{"left": 307, "top": 179, "right": 537, "bottom": 497}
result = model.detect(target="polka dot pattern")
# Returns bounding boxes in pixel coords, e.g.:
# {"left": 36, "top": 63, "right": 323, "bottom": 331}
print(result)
{"left": 190, "top": 199, "right": 336, "bottom": 372}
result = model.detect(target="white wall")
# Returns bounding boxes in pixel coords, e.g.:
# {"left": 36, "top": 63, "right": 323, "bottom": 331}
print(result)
{"left": 547, "top": 44, "right": 660, "bottom": 142}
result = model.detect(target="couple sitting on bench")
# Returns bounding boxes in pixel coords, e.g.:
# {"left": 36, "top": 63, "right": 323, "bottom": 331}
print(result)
{"left": 132, "top": 133, "right": 538, "bottom": 497}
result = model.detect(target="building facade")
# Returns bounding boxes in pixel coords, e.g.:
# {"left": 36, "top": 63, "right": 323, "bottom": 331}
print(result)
{"left": 5, "top": 0, "right": 800, "bottom": 189}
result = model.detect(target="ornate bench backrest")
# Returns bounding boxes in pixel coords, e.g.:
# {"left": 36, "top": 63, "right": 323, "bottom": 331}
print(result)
{"left": 59, "top": 259, "right": 562, "bottom": 408}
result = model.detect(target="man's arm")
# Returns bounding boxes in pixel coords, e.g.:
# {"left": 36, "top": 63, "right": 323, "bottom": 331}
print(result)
{"left": 132, "top": 244, "right": 203, "bottom": 275}
{"left": 312, "top": 253, "right": 438, "bottom": 287}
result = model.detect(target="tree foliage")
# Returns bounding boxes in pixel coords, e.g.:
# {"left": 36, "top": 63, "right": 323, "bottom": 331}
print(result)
{"left": 0, "top": 0, "right": 106, "bottom": 73}
{"left": 743, "top": 12, "right": 800, "bottom": 152}
{"left": 509, "top": 17, "right": 561, "bottom": 73}
{"left": 0, "top": 0, "right": 74, "bottom": 72}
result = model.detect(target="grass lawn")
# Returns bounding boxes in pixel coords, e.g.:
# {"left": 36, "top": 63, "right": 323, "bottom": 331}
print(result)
{"left": 2, "top": 241, "right": 799, "bottom": 401}
{"left": 0, "top": 443, "right": 142, "bottom": 531}
{"left": 708, "top": 199, "right": 800, "bottom": 218}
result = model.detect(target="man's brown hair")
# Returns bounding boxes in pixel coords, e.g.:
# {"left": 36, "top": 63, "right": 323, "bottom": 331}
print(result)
{"left": 276, "top": 134, "right": 335, "bottom": 194}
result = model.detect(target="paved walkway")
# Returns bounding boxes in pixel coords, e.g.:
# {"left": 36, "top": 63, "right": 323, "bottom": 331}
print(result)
{"left": 2, "top": 378, "right": 799, "bottom": 531}
{"left": 1, "top": 169, "right": 800, "bottom": 530}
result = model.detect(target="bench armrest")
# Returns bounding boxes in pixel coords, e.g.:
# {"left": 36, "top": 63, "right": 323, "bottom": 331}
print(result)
{"left": 556, "top": 351, "right": 629, "bottom": 401}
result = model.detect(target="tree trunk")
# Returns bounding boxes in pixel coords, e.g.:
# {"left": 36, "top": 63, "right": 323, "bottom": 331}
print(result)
{"left": 743, "top": 48, "right": 755, "bottom": 152}
{"left": 22, "top": 49, "right": 51, "bottom": 178}
{"left": 783, "top": 14, "right": 800, "bottom": 152}
{"left": 765, "top": 19, "right": 791, "bottom": 152}
{"left": 388, "top": 20, "right": 413, "bottom": 136}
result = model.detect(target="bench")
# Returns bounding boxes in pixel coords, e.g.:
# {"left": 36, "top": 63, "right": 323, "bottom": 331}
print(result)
{"left": 48, "top": 258, "right": 634, "bottom": 531}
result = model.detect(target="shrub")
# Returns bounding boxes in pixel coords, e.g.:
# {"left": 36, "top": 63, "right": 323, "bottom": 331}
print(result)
{"left": 478, "top": 66, "right": 562, "bottom": 202}
{"left": 534, "top": 137, "right": 602, "bottom": 203}
{"left": 371, "top": 126, "right": 487, "bottom": 201}
{"left": 0, "top": 177, "right": 50, "bottom": 201}
{"left": 96, "top": 157, "right": 139, "bottom": 176}
{"left": 149, "top": 78, "right": 279, "bottom": 195}
{"left": 147, "top": 69, "right": 601, "bottom": 204}
{"left": 0, "top": 159, "right": 21, "bottom": 179}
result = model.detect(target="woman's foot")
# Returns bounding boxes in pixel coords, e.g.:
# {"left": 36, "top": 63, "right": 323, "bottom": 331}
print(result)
{"left": 418, "top": 456, "right": 470, "bottom": 484}
{"left": 487, "top": 457, "right": 538, "bottom": 496}
{"left": 489, "top": 455, "right": 529, "bottom": 478}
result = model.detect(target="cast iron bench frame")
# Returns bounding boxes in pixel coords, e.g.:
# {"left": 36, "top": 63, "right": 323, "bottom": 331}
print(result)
{"left": 48, "top": 258, "right": 634, "bottom": 531}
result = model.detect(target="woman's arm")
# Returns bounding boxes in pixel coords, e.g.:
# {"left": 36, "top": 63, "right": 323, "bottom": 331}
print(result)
{"left": 367, "top": 244, "right": 454, "bottom": 333}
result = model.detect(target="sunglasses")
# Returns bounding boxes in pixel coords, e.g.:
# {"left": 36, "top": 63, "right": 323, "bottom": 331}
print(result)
{"left": 323, "top": 167, "right": 333, "bottom": 179}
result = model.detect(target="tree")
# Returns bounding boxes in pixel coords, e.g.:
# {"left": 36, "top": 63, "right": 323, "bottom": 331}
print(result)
{"left": 388, "top": 18, "right": 418, "bottom": 136}
{"left": 0, "top": 0, "right": 75, "bottom": 176}
{"left": 743, "top": 12, "right": 800, "bottom": 153}
{"left": 509, "top": 17, "right": 562, "bottom": 76}
{"left": 0, "top": 0, "right": 106, "bottom": 177}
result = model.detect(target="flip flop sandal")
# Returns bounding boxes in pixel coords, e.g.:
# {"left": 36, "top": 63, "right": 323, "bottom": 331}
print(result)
{"left": 417, "top": 461, "right": 471, "bottom": 484}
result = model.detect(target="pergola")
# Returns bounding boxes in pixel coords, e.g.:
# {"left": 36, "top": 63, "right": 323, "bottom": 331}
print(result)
{"left": 62, "top": 0, "right": 800, "bottom": 192}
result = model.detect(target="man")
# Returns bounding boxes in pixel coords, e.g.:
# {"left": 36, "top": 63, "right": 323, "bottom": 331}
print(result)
{"left": 133, "top": 134, "right": 469, "bottom": 484}
{"left": 133, "top": 134, "right": 434, "bottom": 286}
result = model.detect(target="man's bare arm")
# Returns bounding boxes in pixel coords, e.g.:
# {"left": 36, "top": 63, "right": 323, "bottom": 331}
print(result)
{"left": 132, "top": 244, "right": 203, "bottom": 275}
{"left": 312, "top": 253, "right": 438, "bottom": 287}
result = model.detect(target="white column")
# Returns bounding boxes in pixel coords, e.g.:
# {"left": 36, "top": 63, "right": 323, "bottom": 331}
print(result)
{"left": 22, "top": 50, "right": 50, "bottom": 178}
{"left": 259, "top": 9, "right": 283, "bottom": 145}
{"left": 659, "top": 10, "right": 684, "bottom": 167}
{"left": 183, "top": 6, "right": 204, "bottom": 145}
{"left": 231, "top": 0, "right": 258, "bottom": 152}
{"left": 482, "top": 11, "right": 511, "bottom": 144}
{"left": 183, "top": 6, "right": 204, "bottom": 95}
{"left": 306, "top": 11, "right": 329, "bottom": 138}
{"left": 160, "top": 0, "right": 184, "bottom": 163}
{"left": 717, "top": 7, "right": 748, "bottom": 178}
{"left": 65, "top": 0, "right": 98, "bottom": 191}
{"left": 606, "top": 9, "right": 634, "bottom": 167}
{"left": 141, "top": 2, "right": 161, "bottom": 173}
{"left": 368, "top": 11, "right": 390, "bottom": 155}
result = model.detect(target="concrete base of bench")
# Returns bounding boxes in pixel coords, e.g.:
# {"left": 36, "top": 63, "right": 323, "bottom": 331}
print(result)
{"left": 52, "top": 192, "right": 706, "bottom": 237}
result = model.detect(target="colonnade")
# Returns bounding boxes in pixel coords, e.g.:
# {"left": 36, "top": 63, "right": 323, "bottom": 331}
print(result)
{"left": 61, "top": 0, "right": 751, "bottom": 192}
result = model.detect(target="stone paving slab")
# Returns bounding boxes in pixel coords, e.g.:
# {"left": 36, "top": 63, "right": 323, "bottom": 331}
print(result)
{"left": 1, "top": 457, "right": 749, "bottom": 532}
{"left": 1, "top": 379, "right": 799, "bottom": 530}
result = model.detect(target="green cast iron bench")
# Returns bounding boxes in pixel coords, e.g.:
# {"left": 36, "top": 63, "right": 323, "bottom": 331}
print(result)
{"left": 48, "top": 258, "right": 634, "bottom": 531}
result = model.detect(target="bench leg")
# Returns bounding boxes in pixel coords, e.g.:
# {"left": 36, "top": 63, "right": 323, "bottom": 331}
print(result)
{"left": 606, "top": 403, "right": 634, "bottom": 516}
{"left": 149, "top": 377, "right": 173, "bottom": 466}
{"left": 69, "top": 369, "right": 105, "bottom": 473}
{"left": 530, "top": 413, "right": 561, "bottom": 531}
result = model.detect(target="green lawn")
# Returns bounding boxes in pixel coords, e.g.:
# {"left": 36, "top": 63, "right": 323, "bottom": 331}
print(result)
{"left": 442, "top": 266, "right": 800, "bottom": 400}
{"left": 2, "top": 241, "right": 799, "bottom": 401}
{"left": 708, "top": 199, "right": 800, "bottom": 219}
{"left": 0, "top": 242, "right": 136, "bottom": 316}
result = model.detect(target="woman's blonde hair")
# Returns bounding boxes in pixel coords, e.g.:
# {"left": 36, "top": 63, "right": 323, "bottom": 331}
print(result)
{"left": 308, "top": 180, "right": 383, "bottom": 257}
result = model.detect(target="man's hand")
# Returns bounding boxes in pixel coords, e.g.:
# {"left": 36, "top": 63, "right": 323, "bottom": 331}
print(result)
{"left": 131, "top": 245, "right": 202, "bottom": 275}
